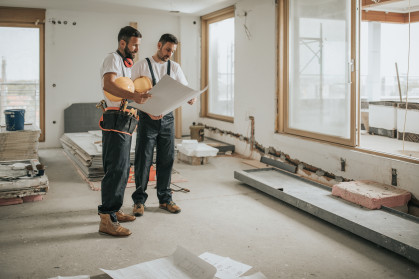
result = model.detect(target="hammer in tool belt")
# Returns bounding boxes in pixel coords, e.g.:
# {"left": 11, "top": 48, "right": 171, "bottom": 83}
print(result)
{"left": 96, "top": 100, "right": 107, "bottom": 112}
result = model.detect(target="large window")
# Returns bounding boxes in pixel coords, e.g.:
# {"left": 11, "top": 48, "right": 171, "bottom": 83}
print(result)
{"left": 279, "top": 0, "right": 356, "bottom": 146}
{"left": 278, "top": 0, "right": 419, "bottom": 162}
{"left": 0, "top": 7, "right": 45, "bottom": 141}
{"left": 359, "top": 4, "right": 419, "bottom": 160}
{"left": 201, "top": 6, "right": 235, "bottom": 122}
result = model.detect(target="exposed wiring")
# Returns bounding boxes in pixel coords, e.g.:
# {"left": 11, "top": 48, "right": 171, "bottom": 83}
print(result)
{"left": 238, "top": 10, "right": 252, "bottom": 40}
{"left": 243, "top": 11, "right": 252, "bottom": 40}
{"left": 170, "top": 183, "right": 190, "bottom": 193}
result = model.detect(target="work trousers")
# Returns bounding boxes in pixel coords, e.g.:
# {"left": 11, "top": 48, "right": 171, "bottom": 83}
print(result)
{"left": 132, "top": 111, "right": 174, "bottom": 205}
{"left": 98, "top": 130, "right": 132, "bottom": 222}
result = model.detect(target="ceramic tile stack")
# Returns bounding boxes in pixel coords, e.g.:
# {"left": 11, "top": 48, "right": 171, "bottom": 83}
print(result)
{"left": 0, "top": 124, "right": 41, "bottom": 160}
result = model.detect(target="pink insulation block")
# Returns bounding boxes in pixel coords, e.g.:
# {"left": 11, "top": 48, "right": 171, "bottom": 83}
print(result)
{"left": 332, "top": 180, "right": 411, "bottom": 210}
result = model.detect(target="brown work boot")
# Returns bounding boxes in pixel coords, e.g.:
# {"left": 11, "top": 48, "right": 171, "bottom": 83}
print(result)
{"left": 133, "top": 203, "right": 145, "bottom": 216}
{"left": 159, "top": 201, "right": 181, "bottom": 214}
{"left": 98, "top": 213, "right": 131, "bottom": 237}
{"left": 116, "top": 210, "right": 136, "bottom": 222}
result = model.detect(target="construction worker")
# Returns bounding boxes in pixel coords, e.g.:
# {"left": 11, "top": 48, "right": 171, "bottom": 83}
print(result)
{"left": 131, "top": 33, "right": 196, "bottom": 217}
{"left": 97, "top": 26, "right": 151, "bottom": 237}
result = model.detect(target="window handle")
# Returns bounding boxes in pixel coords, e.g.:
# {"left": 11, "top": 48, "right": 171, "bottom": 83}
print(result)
{"left": 348, "top": 59, "right": 354, "bottom": 84}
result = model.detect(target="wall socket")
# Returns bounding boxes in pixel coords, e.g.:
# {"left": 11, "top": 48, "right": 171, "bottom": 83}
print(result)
{"left": 340, "top": 158, "right": 346, "bottom": 172}
{"left": 391, "top": 168, "right": 397, "bottom": 186}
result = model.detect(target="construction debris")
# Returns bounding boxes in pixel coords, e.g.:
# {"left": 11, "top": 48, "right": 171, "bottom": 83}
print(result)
{"left": 0, "top": 124, "right": 41, "bottom": 161}
{"left": 0, "top": 159, "right": 48, "bottom": 206}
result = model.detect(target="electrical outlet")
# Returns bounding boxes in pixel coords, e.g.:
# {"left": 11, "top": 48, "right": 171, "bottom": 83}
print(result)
{"left": 391, "top": 168, "right": 397, "bottom": 186}
{"left": 340, "top": 158, "right": 346, "bottom": 172}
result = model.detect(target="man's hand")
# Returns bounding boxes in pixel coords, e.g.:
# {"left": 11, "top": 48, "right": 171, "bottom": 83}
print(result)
{"left": 133, "top": 90, "right": 152, "bottom": 104}
{"left": 147, "top": 113, "right": 163, "bottom": 120}
{"left": 188, "top": 97, "right": 197, "bottom": 105}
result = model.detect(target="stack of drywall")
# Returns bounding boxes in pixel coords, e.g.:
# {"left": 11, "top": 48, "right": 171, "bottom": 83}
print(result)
{"left": 0, "top": 124, "right": 41, "bottom": 161}
{"left": 60, "top": 131, "right": 139, "bottom": 181}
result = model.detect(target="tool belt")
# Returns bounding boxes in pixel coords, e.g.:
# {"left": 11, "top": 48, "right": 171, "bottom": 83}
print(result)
{"left": 99, "top": 107, "right": 139, "bottom": 135}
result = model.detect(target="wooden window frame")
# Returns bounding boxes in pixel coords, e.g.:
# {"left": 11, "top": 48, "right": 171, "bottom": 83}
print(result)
{"left": 0, "top": 7, "right": 46, "bottom": 142}
{"left": 277, "top": 0, "right": 357, "bottom": 147}
{"left": 277, "top": 0, "right": 419, "bottom": 164}
{"left": 200, "top": 5, "right": 235, "bottom": 123}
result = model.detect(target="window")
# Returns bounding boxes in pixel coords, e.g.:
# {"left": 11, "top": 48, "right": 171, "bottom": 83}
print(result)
{"left": 201, "top": 6, "right": 235, "bottom": 122}
{"left": 278, "top": 0, "right": 356, "bottom": 146}
{"left": 0, "top": 7, "right": 45, "bottom": 141}
{"left": 359, "top": 4, "right": 419, "bottom": 160}
{"left": 278, "top": 0, "right": 419, "bottom": 162}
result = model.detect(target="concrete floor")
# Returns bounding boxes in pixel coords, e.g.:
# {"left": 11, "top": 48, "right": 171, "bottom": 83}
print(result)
{"left": 0, "top": 148, "right": 418, "bottom": 279}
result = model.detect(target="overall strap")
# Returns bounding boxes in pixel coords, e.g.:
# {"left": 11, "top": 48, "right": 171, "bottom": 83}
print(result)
{"left": 167, "top": 60, "right": 171, "bottom": 76}
{"left": 146, "top": 57, "right": 171, "bottom": 86}
{"left": 145, "top": 57, "right": 156, "bottom": 86}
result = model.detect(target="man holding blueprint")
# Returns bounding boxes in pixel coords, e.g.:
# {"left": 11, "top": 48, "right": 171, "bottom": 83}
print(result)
{"left": 130, "top": 34, "right": 196, "bottom": 216}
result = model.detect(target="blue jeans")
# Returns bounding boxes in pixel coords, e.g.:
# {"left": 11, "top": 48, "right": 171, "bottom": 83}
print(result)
{"left": 132, "top": 111, "right": 174, "bottom": 205}
{"left": 98, "top": 130, "right": 132, "bottom": 222}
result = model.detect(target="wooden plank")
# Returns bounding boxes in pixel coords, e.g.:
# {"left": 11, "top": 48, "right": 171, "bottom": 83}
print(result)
{"left": 173, "top": 42, "right": 182, "bottom": 139}
{"left": 362, "top": 0, "right": 402, "bottom": 8}
{"left": 362, "top": 10, "right": 406, "bottom": 23}
{"left": 129, "top": 22, "right": 139, "bottom": 63}
{"left": 0, "top": 7, "right": 45, "bottom": 24}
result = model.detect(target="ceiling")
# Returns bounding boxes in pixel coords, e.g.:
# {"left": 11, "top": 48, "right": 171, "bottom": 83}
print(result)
{"left": 363, "top": 0, "right": 419, "bottom": 13}
{"left": 0, "top": 0, "right": 238, "bottom": 16}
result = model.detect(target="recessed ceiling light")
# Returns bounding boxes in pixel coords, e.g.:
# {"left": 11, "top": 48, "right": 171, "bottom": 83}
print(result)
{"left": 170, "top": 10, "right": 180, "bottom": 13}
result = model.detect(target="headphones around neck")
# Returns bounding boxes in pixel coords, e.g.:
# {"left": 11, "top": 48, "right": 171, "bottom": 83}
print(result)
{"left": 116, "top": 50, "right": 133, "bottom": 68}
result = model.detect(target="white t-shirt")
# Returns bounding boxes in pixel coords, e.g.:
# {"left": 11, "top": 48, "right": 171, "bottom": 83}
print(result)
{"left": 131, "top": 57, "right": 188, "bottom": 87}
{"left": 100, "top": 52, "right": 131, "bottom": 107}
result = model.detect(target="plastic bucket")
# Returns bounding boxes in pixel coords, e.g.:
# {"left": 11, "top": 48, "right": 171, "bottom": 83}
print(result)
{"left": 4, "top": 109, "right": 25, "bottom": 131}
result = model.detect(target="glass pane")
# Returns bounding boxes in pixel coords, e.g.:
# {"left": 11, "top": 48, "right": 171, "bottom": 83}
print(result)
{"left": 359, "top": 21, "right": 419, "bottom": 159}
{"left": 360, "top": 22, "right": 419, "bottom": 102}
{"left": 208, "top": 17, "right": 234, "bottom": 117}
{"left": 288, "top": 0, "right": 351, "bottom": 139}
{"left": 0, "top": 27, "right": 40, "bottom": 128}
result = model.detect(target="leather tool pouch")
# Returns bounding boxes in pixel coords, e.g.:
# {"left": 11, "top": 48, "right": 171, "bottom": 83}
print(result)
{"left": 99, "top": 108, "right": 139, "bottom": 135}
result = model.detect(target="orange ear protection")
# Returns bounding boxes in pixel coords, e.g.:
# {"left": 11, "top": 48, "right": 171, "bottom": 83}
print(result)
{"left": 116, "top": 50, "right": 133, "bottom": 68}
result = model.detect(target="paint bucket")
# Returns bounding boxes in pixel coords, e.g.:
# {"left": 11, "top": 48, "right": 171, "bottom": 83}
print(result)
{"left": 4, "top": 109, "right": 25, "bottom": 131}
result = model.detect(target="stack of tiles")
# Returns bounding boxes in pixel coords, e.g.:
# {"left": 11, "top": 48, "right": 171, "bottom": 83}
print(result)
{"left": 0, "top": 124, "right": 41, "bottom": 160}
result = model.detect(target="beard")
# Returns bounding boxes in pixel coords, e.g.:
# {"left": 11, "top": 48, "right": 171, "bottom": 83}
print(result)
{"left": 124, "top": 45, "right": 135, "bottom": 59}
{"left": 157, "top": 49, "right": 170, "bottom": 62}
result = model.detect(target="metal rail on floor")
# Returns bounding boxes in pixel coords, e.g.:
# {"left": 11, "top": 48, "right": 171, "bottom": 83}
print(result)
{"left": 234, "top": 161, "right": 419, "bottom": 265}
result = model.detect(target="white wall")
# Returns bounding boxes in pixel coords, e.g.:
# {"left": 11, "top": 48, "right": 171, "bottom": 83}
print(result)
{"left": 197, "top": 0, "right": 419, "bottom": 197}
{"left": 178, "top": 16, "right": 202, "bottom": 135}
{"left": 37, "top": 1, "right": 418, "bottom": 197}
{"left": 40, "top": 8, "right": 196, "bottom": 147}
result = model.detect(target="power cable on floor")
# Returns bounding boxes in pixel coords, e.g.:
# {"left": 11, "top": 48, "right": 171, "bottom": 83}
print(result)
{"left": 170, "top": 183, "right": 190, "bottom": 193}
